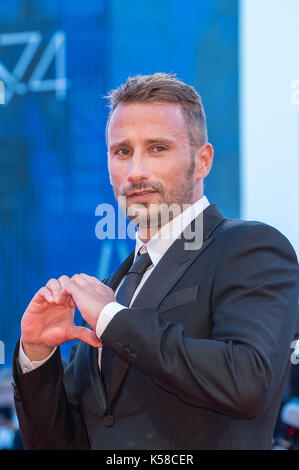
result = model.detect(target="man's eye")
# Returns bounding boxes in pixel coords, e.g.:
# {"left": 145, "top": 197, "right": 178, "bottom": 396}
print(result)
{"left": 116, "top": 148, "right": 131, "bottom": 156}
{"left": 152, "top": 145, "right": 167, "bottom": 153}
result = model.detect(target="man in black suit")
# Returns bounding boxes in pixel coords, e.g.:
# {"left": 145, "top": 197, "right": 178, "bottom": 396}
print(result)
{"left": 13, "top": 73, "right": 299, "bottom": 449}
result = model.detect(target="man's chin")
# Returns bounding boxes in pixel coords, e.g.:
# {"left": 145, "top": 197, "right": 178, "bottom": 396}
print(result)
{"left": 126, "top": 202, "right": 155, "bottom": 228}
{"left": 125, "top": 201, "right": 183, "bottom": 229}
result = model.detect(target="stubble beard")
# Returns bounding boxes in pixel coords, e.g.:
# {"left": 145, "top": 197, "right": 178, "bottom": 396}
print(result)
{"left": 119, "top": 154, "right": 196, "bottom": 232}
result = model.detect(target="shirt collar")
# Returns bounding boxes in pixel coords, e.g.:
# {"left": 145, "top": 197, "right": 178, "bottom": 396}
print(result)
{"left": 134, "top": 195, "right": 210, "bottom": 267}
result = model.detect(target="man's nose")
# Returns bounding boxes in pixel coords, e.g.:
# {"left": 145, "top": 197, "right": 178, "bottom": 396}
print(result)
{"left": 127, "top": 152, "right": 150, "bottom": 183}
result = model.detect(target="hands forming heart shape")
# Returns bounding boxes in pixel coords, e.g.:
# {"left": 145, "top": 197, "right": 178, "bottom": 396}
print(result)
{"left": 21, "top": 274, "right": 116, "bottom": 361}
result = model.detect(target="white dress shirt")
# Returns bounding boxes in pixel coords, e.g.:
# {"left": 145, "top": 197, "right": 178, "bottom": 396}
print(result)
{"left": 19, "top": 195, "right": 210, "bottom": 372}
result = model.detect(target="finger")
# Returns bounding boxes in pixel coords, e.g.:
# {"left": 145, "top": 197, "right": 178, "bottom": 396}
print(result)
{"left": 79, "top": 273, "right": 99, "bottom": 283}
{"left": 57, "top": 275, "right": 71, "bottom": 288}
{"left": 55, "top": 288, "right": 76, "bottom": 308}
{"left": 70, "top": 274, "right": 86, "bottom": 286}
{"left": 57, "top": 276, "right": 76, "bottom": 307}
{"left": 34, "top": 287, "right": 54, "bottom": 304}
{"left": 66, "top": 326, "right": 102, "bottom": 348}
{"left": 45, "top": 278, "right": 61, "bottom": 299}
{"left": 61, "top": 282, "right": 82, "bottom": 304}
{"left": 62, "top": 281, "right": 77, "bottom": 295}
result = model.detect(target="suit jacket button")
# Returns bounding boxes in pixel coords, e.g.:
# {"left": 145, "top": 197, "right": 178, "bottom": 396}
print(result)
{"left": 103, "top": 414, "right": 114, "bottom": 427}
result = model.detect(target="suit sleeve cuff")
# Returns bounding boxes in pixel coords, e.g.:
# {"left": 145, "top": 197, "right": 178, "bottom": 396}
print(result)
{"left": 18, "top": 340, "right": 57, "bottom": 373}
{"left": 96, "top": 301, "right": 128, "bottom": 339}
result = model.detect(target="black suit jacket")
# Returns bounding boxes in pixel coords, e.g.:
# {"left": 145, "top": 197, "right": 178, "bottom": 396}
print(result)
{"left": 12, "top": 204, "right": 299, "bottom": 449}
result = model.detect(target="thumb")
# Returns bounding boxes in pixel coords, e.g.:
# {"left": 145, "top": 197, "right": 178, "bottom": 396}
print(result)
{"left": 66, "top": 326, "right": 102, "bottom": 348}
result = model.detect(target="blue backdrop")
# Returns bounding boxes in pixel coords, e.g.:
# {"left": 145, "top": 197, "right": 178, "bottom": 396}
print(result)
{"left": 0, "top": 0, "right": 239, "bottom": 365}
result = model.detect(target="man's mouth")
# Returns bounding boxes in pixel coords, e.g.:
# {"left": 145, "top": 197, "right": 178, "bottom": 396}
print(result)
{"left": 127, "top": 189, "right": 157, "bottom": 199}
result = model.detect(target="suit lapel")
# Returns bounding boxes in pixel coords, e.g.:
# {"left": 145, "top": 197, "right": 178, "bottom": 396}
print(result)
{"left": 105, "top": 250, "right": 135, "bottom": 291}
{"left": 106, "top": 203, "right": 226, "bottom": 410}
{"left": 87, "top": 250, "right": 135, "bottom": 411}
{"left": 133, "top": 203, "right": 225, "bottom": 309}
{"left": 71, "top": 334, "right": 108, "bottom": 416}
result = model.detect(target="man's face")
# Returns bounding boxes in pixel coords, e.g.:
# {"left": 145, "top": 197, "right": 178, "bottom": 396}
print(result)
{"left": 107, "top": 101, "right": 199, "bottom": 229}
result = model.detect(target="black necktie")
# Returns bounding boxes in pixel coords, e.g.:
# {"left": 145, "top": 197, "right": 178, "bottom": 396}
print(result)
{"left": 115, "top": 247, "right": 152, "bottom": 306}
{"left": 101, "top": 247, "right": 152, "bottom": 394}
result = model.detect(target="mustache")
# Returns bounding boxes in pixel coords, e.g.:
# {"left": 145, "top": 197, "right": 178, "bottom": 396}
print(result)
{"left": 121, "top": 181, "right": 165, "bottom": 197}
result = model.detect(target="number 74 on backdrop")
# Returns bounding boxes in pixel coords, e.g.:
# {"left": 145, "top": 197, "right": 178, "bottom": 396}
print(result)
{"left": 0, "top": 30, "right": 68, "bottom": 105}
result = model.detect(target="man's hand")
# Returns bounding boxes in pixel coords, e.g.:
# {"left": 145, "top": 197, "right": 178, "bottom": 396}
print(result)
{"left": 59, "top": 273, "right": 116, "bottom": 331}
{"left": 21, "top": 275, "right": 102, "bottom": 361}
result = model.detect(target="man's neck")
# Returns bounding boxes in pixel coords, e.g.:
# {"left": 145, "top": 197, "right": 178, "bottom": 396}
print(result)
{"left": 136, "top": 195, "right": 204, "bottom": 243}
{"left": 137, "top": 226, "right": 161, "bottom": 243}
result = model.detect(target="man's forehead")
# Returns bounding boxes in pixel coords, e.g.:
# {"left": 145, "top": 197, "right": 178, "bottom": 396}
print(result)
{"left": 110, "top": 100, "right": 184, "bottom": 120}
{"left": 107, "top": 101, "right": 188, "bottom": 141}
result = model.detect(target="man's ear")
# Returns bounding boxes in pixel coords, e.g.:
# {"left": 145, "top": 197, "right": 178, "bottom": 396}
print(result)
{"left": 195, "top": 143, "right": 214, "bottom": 180}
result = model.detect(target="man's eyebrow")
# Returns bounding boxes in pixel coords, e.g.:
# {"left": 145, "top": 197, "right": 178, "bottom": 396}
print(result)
{"left": 109, "top": 137, "right": 177, "bottom": 151}
{"left": 109, "top": 140, "right": 131, "bottom": 151}
{"left": 145, "top": 138, "right": 176, "bottom": 146}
